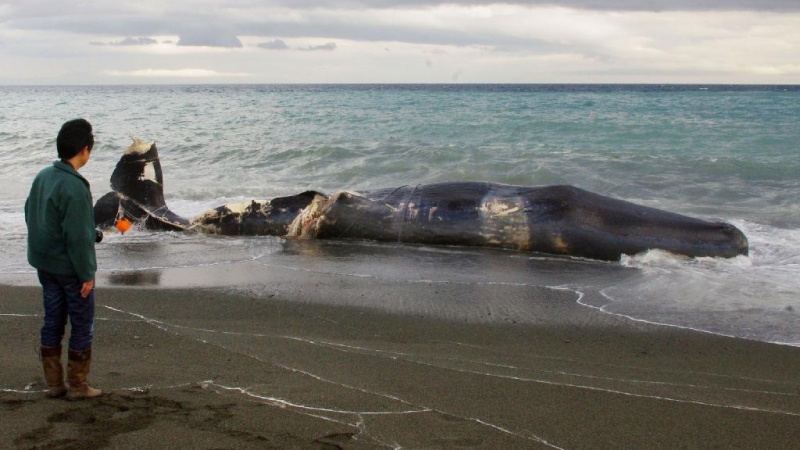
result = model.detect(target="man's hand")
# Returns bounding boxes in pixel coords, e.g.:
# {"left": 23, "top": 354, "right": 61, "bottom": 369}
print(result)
{"left": 80, "top": 280, "right": 94, "bottom": 298}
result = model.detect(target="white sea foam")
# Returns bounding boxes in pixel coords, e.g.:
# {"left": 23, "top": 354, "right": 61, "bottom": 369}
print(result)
{"left": 600, "top": 220, "right": 800, "bottom": 345}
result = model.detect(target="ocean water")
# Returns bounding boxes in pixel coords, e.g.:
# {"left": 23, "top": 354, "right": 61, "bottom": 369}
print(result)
{"left": 1, "top": 84, "right": 798, "bottom": 345}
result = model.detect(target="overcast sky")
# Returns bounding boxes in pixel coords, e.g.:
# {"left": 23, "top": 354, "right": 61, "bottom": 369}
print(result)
{"left": 1, "top": 1, "right": 798, "bottom": 84}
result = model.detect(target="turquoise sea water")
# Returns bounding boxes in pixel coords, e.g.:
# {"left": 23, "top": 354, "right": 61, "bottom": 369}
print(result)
{"left": 1, "top": 84, "right": 798, "bottom": 345}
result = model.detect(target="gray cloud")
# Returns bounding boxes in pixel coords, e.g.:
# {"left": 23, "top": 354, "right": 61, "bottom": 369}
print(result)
{"left": 116, "top": 36, "right": 158, "bottom": 46}
{"left": 177, "top": 32, "right": 243, "bottom": 48}
{"left": 2, "top": 1, "right": 797, "bottom": 53}
{"left": 92, "top": 36, "right": 159, "bottom": 46}
{"left": 217, "top": 0, "right": 800, "bottom": 11}
{"left": 298, "top": 42, "right": 337, "bottom": 51}
{"left": 257, "top": 39, "right": 289, "bottom": 50}
{"left": 1, "top": 0, "right": 799, "bottom": 84}
{"left": 1, "top": 4, "right": 555, "bottom": 52}
{"left": 257, "top": 39, "right": 337, "bottom": 52}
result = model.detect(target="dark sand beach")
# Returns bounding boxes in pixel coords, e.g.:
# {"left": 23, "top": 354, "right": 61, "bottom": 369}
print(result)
{"left": 2, "top": 266, "right": 799, "bottom": 449}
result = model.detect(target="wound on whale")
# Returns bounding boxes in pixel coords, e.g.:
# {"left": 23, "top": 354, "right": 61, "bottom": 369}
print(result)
{"left": 94, "top": 139, "right": 749, "bottom": 261}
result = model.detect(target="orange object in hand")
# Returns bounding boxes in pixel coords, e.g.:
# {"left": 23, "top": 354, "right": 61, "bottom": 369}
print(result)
{"left": 115, "top": 218, "right": 131, "bottom": 233}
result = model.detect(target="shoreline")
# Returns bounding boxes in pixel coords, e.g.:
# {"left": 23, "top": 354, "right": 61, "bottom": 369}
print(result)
{"left": 3, "top": 269, "right": 800, "bottom": 449}
{"left": 3, "top": 263, "right": 798, "bottom": 349}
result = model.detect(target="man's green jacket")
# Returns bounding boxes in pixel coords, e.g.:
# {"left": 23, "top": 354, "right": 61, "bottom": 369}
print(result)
{"left": 25, "top": 160, "right": 97, "bottom": 282}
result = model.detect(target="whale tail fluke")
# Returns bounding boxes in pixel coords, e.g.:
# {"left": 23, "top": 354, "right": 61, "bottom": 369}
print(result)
{"left": 101, "top": 138, "right": 189, "bottom": 231}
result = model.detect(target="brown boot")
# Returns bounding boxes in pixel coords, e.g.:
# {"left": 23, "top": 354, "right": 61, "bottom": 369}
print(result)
{"left": 66, "top": 348, "right": 102, "bottom": 400}
{"left": 40, "top": 345, "right": 67, "bottom": 398}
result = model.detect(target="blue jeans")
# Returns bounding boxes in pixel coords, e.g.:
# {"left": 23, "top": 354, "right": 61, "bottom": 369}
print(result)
{"left": 38, "top": 270, "right": 95, "bottom": 351}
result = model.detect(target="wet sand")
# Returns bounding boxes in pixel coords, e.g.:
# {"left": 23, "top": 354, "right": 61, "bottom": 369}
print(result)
{"left": 2, "top": 270, "right": 800, "bottom": 449}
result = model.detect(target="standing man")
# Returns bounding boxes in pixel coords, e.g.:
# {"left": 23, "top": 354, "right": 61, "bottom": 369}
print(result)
{"left": 25, "top": 118, "right": 102, "bottom": 400}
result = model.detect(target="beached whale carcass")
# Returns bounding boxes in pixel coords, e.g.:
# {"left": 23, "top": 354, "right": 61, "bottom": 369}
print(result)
{"left": 93, "top": 139, "right": 749, "bottom": 261}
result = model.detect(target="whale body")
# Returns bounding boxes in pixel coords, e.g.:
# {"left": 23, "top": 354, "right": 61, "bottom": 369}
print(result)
{"left": 94, "top": 139, "right": 749, "bottom": 261}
